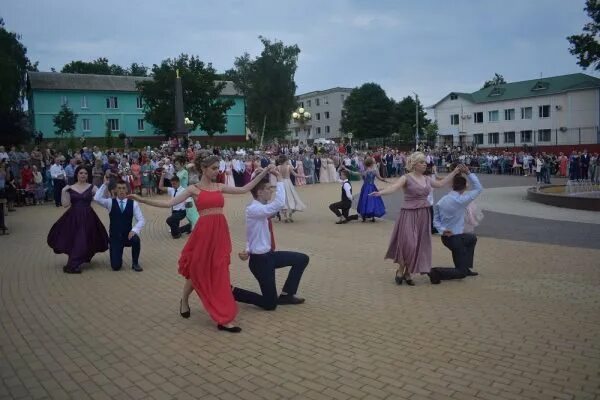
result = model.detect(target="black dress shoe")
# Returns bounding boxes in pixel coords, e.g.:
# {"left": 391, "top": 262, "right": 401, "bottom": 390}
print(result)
{"left": 278, "top": 294, "right": 305, "bottom": 305}
{"left": 428, "top": 270, "right": 441, "bottom": 285}
{"left": 217, "top": 324, "right": 242, "bottom": 333}
{"left": 335, "top": 219, "right": 348, "bottom": 224}
{"left": 132, "top": 264, "right": 143, "bottom": 272}
{"left": 63, "top": 266, "right": 81, "bottom": 274}
{"left": 179, "top": 300, "right": 190, "bottom": 319}
{"left": 466, "top": 271, "right": 479, "bottom": 276}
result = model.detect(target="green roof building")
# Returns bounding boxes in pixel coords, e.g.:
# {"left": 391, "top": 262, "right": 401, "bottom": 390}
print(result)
{"left": 429, "top": 73, "right": 600, "bottom": 149}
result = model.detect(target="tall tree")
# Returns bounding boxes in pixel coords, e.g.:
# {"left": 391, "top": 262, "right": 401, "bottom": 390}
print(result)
{"left": 390, "top": 96, "right": 431, "bottom": 143}
{"left": 482, "top": 73, "right": 506, "bottom": 89}
{"left": 0, "top": 18, "right": 36, "bottom": 145}
{"left": 61, "top": 57, "right": 142, "bottom": 75}
{"left": 52, "top": 104, "right": 77, "bottom": 136}
{"left": 227, "top": 36, "right": 300, "bottom": 141}
{"left": 340, "top": 83, "right": 393, "bottom": 140}
{"left": 137, "top": 54, "right": 234, "bottom": 137}
{"left": 567, "top": 0, "right": 600, "bottom": 71}
{"left": 128, "top": 62, "right": 148, "bottom": 77}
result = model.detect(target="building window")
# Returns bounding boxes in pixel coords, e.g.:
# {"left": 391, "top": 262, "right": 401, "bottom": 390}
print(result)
{"left": 538, "top": 129, "right": 551, "bottom": 142}
{"left": 503, "top": 131, "right": 515, "bottom": 143}
{"left": 108, "top": 118, "right": 120, "bottom": 131}
{"left": 325, "top": 125, "right": 330, "bottom": 133}
{"left": 450, "top": 94, "right": 458, "bottom": 100}
{"left": 136, "top": 97, "right": 143, "bottom": 109}
{"left": 473, "top": 112, "right": 483, "bottom": 123}
{"left": 538, "top": 105, "right": 550, "bottom": 118}
{"left": 520, "top": 130, "right": 532, "bottom": 143}
{"left": 82, "top": 119, "right": 90, "bottom": 132}
{"left": 61, "top": 96, "right": 68, "bottom": 106}
{"left": 473, "top": 133, "right": 483, "bottom": 145}
{"left": 487, "top": 132, "right": 499, "bottom": 144}
{"left": 306, "top": 127, "right": 311, "bottom": 136}
{"left": 137, "top": 119, "right": 144, "bottom": 131}
{"left": 450, "top": 114, "right": 460, "bottom": 125}
{"left": 106, "top": 97, "right": 118, "bottom": 109}
{"left": 324, "top": 97, "right": 329, "bottom": 104}
{"left": 316, "top": 113, "right": 321, "bottom": 120}
{"left": 307, "top": 100, "right": 311, "bottom": 107}
{"left": 325, "top": 111, "right": 330, "bottom": 119}
{"left": 504, "top": 109, "right": 515, "bottom": 121}
{"left": 316, "top": 127, "right": 321, "bottom": 135}
{"left": 521, "top": 107, "right": 532, "bottom": 119}
{"left": 80, "top": 96, "right": 88, "bottom": 109}
{"left": 316, "top": 99, "right": 320, "bottom": 106}
{"left": 488, "top": 110, "right": 499, "bottom": 122}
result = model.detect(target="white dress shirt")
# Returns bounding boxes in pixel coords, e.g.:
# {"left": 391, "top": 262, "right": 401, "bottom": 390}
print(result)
{"left": 167, "top": 186, "right": 187, "bottom": 211}
{"left": 93, "top": 184, "right": 145, "bottom": 235}
{"left": 245, "top": 182, "right": 286, "bottom": 255}
{"left": 50, "top": 164, "right": 65, "bottom": 179}
{"left": 340, "top": 179, "right": 352, "bottom": 200}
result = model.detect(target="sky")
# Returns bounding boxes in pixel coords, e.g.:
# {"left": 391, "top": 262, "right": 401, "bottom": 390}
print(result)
{"left": 3, "top": 0, "right": 596, "bottom": 107}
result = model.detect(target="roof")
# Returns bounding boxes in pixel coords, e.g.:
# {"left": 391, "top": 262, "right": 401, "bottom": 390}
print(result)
{"left": 297, "top": 87, "right": 353, "bottom": 99}
{"left": 27, "top": 71, "right": 241, "bottom": 96}
{"left": 430, "top": 73, "right": 600, "bottom": 108}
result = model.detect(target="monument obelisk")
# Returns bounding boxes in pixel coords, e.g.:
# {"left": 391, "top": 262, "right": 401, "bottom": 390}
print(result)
{"left": 174, "top": 69, "right": 187, "bottom": 136}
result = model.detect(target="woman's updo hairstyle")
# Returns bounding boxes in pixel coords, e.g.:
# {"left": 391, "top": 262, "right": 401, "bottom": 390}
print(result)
{"left": 406, "top": 152, "right": 426, "bottom": 172}
{"left": 364, "top": 157, "right": 375, "bottom": 168}
{"left": 194, "top": 151, "right": 220, "bottom": 177}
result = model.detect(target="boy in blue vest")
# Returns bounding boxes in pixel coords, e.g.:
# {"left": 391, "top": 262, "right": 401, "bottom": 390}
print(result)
{"left": 94, "top": 173, "right": 145, "bottom": 271}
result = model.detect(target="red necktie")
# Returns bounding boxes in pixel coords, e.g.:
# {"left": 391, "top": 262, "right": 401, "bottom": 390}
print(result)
{"left": 268, "top": 217, "right": 276, "bottom": 251}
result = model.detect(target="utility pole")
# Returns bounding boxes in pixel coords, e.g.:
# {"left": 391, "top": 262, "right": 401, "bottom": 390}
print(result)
{"left": 413, "top": 92, "right": 419, "bottom": 150}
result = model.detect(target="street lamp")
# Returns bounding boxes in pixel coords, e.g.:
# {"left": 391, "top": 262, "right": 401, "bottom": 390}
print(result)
{"left": 347, "top": 132, "right": 353, "bottom": 146}
{"left": 412, "top": 91, "right": 419, "bottom": 150}
{"left": 291, "top": 107, "right": 312, "bottom": 144}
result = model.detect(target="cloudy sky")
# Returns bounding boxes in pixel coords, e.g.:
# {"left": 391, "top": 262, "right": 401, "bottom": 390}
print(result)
{"left": 3, "top": 0, "right": 595, "bottom": 106}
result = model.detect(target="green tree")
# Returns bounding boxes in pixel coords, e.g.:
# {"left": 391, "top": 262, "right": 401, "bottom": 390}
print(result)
{"left": 422, "top": 121, "right": 438, "bottom": 146}
{"left": 0, "top": 18, "right": 36, "bottom": 145}
{"left": 340, "top": 83, "right": 393, "bottom": 140}
{"left": 61, "top": 57, "right": 135, "bottom": 75}
{"left": 128, "top": 62, "right": 148, "bottom": 76}
{"left": 567, "top": 0, "right": 600, "bottom": 70}
{"left": 137, "top": 54, "right": 234, "bottom": 137}
{"left": 482, "top": 73, "right": 506, "bottom": 89}
{"left": 390, "top": 96, "right": 431, "bottom": 143}
{"left": 53, "top": 104, "right": 77, "bottom": 136}
{"left": 227, "top": 36, "right": 300, "bottom": 142}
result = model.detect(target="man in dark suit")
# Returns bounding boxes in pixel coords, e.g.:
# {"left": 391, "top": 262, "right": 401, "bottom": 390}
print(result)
{"left": 94, "top": 175, "right": 145, "bottom": 271}
{"left": 314, "top": 156, "right": 322, "bottom": 183}
{"left": 581, "top": 150, "right": 590, "bottom": 179}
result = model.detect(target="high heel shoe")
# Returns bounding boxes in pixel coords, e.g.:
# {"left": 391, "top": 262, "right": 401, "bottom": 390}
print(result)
{"left": 395, "top": 275, "right": 404, "bottom": 285}
{"left": 217, "top": 324, "right": 242, "bottom": 333}
{"left": 179, "top": 300, "right": 190, "bottom": 318}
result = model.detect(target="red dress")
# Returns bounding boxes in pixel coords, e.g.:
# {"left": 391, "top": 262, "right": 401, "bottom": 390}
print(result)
{"left": 178, "top": 189, "right": 236, "bottom": 325}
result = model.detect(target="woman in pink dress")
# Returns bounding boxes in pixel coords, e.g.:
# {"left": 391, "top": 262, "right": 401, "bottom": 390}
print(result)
{"left": 224, "top": 158, "right": 235, "bottom": 187}
{"left": 559, "top": 153, "right": 568, "bottom": 177}
{"left": 295, "top": 156, "right": 306, "bottom": 186}
{"left": 372, "top": 152, "right": 460, "bottom": 285}
{"left": 130, "top": 160, "right": 142, "bottom": 194}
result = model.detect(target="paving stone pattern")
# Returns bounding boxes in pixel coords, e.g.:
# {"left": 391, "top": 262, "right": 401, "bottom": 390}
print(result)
{"left": 1, "top": 180, "right": 599, "bottom": 400}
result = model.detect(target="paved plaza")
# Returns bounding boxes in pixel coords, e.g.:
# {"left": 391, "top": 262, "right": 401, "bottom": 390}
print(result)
{"left": 1, "top": 176, "right": 600, "bottom": 400}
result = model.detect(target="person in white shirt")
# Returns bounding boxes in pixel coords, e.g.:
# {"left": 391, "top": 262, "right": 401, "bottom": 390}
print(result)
{"left": 233, "top": 169, "right": 310, "bottom": 310}
{"left": 328, "top": 169, "right": 358, "bottom": 224}
{"left": 94, "top": 173, "right": 145, "bottom": 271}
{"left": 158, "top": 174, "right": 191, "bottom": 238}
{"left": 49, "top": 158, "right": 66, "bottom": 207}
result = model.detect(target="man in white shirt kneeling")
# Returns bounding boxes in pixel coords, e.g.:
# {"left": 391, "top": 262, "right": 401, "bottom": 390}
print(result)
{"left": 233, "top": 168, "right": 309, "bottom": 310}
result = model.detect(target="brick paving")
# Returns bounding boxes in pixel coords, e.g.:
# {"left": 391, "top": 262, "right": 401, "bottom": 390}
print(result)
{"left": 1, "top": 180, "right": 599, "bottom": 400}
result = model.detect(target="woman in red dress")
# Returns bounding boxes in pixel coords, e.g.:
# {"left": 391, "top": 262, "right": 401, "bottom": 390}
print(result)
{"left": 558, "top": 152, "right": 568, "bottom": 178}
{"left": 130, "top": 153, "right": 273, "bottom": 333}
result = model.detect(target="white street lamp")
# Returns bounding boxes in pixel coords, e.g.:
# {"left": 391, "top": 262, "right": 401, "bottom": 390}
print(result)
{"left": 292, "top": 107, "right": 312, "bottom": 144}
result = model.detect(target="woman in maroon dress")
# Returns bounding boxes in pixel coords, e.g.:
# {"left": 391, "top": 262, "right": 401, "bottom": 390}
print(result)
{"left": 130, "top": 153, "right": 273, "bottom": 333}
{"left": 47, "top": 166, "right": 109, "bottom": 273}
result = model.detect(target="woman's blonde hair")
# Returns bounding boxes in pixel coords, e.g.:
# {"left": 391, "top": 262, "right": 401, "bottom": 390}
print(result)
{"left": 406, "top": 152, "right": 427, "bottom": 172}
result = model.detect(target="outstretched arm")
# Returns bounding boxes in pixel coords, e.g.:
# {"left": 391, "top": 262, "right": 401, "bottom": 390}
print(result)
{"left": 129, "top": 187, "right": 193, "bottom": 208}
{"left": 430, "top": 166, "right": 461, "bottom": 188}
{"left": 374, "top": 168, "right": 390, "bottom": 183}
{"left": 371, "top": 175, "right": 407, "bottom": 196}
{"left": 221, "top": 165, "right": 272, "bottom": 195}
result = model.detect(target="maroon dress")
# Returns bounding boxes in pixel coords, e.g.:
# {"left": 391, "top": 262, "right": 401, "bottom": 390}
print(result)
{"left": 47, "top": 185, "right": 109, "bottom": 272}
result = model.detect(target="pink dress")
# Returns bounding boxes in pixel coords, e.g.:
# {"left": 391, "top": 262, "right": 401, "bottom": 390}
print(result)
{"left": 295, "top": 162, "right": 306, "bottom": 186}
{"left": 385, "top": 175, "right": 432, "bottom": 274}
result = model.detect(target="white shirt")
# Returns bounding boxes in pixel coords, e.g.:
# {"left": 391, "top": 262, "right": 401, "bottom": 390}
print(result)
{"left": 93, "top": 184, "right": 145, "bottom": 235}
{"left": 245, "top": 182, "right": 286, "bottom": 255}
{"left": 167, "top": 186, "right": 187, "bottom": 211}
{"left": 219, "top": 160, "right": 226, "bottom": 172}
{"left": 164, "top": 164, "right": 174, "bottom": 179}
{"left": 0, "top": 152, "right": 8, "bottom": 162}
{"left": 433, "top": 174, "right": 483, "bottom": 235}
{"left": 50, "top": 164, "right": 65, "bottom": 179}
{"left": 340, "top": 179, "right": 352, "bottom": 200}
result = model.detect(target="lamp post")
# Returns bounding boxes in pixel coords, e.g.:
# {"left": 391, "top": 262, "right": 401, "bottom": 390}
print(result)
{"left": 412, "top": 91, "right": 419, "bottom": 150}
{"left": 183, "top": 117, "right": 194, "bottom": 148}
{"left": 347, "top": 132, "right": 353, "bottom": 146}
{"left": 291, "top": 107, "right": 312, "bottom": 144}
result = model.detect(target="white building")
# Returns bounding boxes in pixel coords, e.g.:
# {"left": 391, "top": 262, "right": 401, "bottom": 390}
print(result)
{"left": 429, "top": 73, "right": 600, "bottom": 149}
{"left": 288, "top": 87, "right": 352, "bottom": 143}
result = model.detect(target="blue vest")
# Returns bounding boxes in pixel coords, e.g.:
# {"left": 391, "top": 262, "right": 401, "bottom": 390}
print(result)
{"left": 109, "top": 198, "right": 133, "bottom": 240}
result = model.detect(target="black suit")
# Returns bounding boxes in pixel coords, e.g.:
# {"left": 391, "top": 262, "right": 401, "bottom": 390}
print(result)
{"left": 581, "top": 154, "right": 590, "bottom": 179}
{"left": 314, "top": 158, "right": 322, "bottom": 182}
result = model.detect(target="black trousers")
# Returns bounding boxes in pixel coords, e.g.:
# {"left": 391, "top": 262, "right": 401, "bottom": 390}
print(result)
{"left": 166, "top": 210, "right": 190, "bottom": 237}
{"left": 329, "top": 200, "right": 352, "bottom": 219}
{"left": 432, "top": 233, "right": 477, "bottom": 280}
{"left": 233, "top": 251, "right": 309, "bottom": 310}
{"left": 110, "top": 234, "right": 140, "bottom": 270}
{"left": 314, "top": 168, "right": 320, "bottom": 182}
{"left": 53, "top": 179, "right": 65, "bottom": 206}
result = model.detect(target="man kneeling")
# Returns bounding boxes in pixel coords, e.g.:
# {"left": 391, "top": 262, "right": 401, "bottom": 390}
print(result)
{"left": 233, "top": 169, "right": 309, "bottom": 310}
{"left": 429, "top": 165, "right": 483, "bottom": 284}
